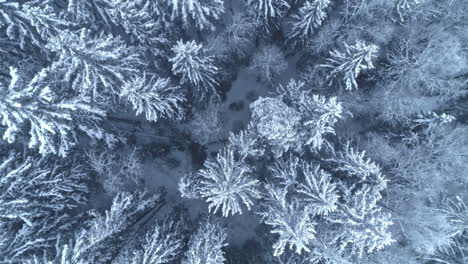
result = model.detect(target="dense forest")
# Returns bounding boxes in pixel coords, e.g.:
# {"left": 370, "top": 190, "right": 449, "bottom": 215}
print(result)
{"left": 0, "top": 0, "right": 467, "bottom": 263}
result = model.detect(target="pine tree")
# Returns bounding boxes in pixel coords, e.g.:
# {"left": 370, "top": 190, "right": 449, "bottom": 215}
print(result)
{"left": 46, "top": 28, "right": 142, "bottom": 100}
{"left": 0, "top": 32, "right": 33, "bottom": 79}
{"left": 63, "top": 0, "right": 101, "bottom": 25}
{"left": 120, "top": 74, "right": 185, "bottom": 122}
{"left": 0, "top": 152, "right": 89, "bottom": 262}
{"left": 170, "top": 40, "right": 219, "bottom": 97}
{"left": 21, "top": 2, "right": 71, "bottom": 43}
{"left": 198, "top": 147, "right": 261, "bottom": 217}
{"left": 2, "top": 215, "right": 84, "bottom": 264}
{"left": 301, "top": 94, "right": 342, "bottom": 149}
{"left": 307, "top": 233, "right": 352, "bottom": 264}
{"left": 327, "top": 143, "right": 392, "bottom": 257}
{"left": 328, "top": 187, "right": 394, "bottom": 257}
{"left": 330, "top": 142, "right": 387, "bottom": 190}
{"left": 168, "top": 0, "right": 224, "bottom": 31}
{"left": 259, "top": 185, "right": 317, "bottom": 256}
{"left": 0, "top": 1, "right": 51, "bottom": 78}
{"left": 0, "top": 1, "right": 35, "bottom": 48}
{"left": 296, "top": 163, "right": 339, "bottom": 216}
{"left": 259, "top": 141, "right": 392, "bottom": 259}
{"left": 396, "top": 0, "right": 425, "bottom": 22}
{"left": 319, "top": 40, "right": 379, "bottom": 90}
{"left": 182, "top": 220, "right": 227, "bottom": 264}
{"left": 50, "top": 191, "right": 165, "bottom": 264}
{"left": 287, "top": 0, "right": 332, "bottom": 43}
{"left": 227, "top": 127, "right": 264, "bottom": 158}
{"left": 442, "top": 196, "right": 468, "bottom": 237}
{"left": 0, "top": 0, "right": 66, "bottom": 49}
{"left": 247, "top": 0, "right": 289, "bottom": 26}
{"left": 269, "top": 155, "right": 300, "bottom": 187}
{"left": 0, "top": 67, "right": 111, "bottom": 157}
{"left": 333, "top": 143, "right": 380, "bottom": 178}
{"left": 127, "top": 221, "right": 184, "bottom": 264}
{"left": 105, "top": 0, "right": 171, "bottom": 56}
{"left": 430, "top": 234, "right": 468, "bottom": 264}
{"left": 178, "top": 172, "right": 202, "bottom": 199}
{"left": 0, "top": 153, "right": 88, "bottom": 226}
{"left": 250, "top": 97, "right": 302, "bottom": 157}
{"left": 266, "top": 253, "right": 310, "bottom": 264}
{"left": 276, "top": 80, "right": 343, "bottom": 150}
{"left": 410, "top": 112, "right": 456, "bottom": 145}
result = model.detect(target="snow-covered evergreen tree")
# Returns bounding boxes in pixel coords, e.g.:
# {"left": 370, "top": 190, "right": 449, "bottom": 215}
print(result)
{"left": 430, "top": 233, "right": 468, "bottom": 264}
{"left": 396, "top": 0, "right": 425, "bottom": 22}
{"left": 442, "top": 196, "right": 468, "bottom": 237}
{"left": 259, "top": 185, "right": 317, "bottom": 256}
{"left": 170, "top": 40, "right": 219, "bottom": 97}
{"left": 250, "top": 97, "right": 302, "bottom": 157}
{"left": 21, "top": 2, "right": 71, "bottom": 43}
{"left": 228, "top": 127, "right": 264, "bottom": 159}
{"left": 0, "top": 152, "right": 88, "bottom": 262}
{"left": 319, "top": 40, "right": 379, "bottom": 90}
{"left": 0, "top": 1, "right": 30, "bottom": 46}
{"left": 287, "top": 0, "right": 332, "bottom": 43}
{"left": 296, "top": 163, "right": 339, "bottom": 216}
{"left": 0, "top": 35, "right": 30, "bottom": 79}
{"left": 249, "top": 86, "right": 342, "bottom": 156}
{"left": 269, "top": 155, "right": 300, "bottom": 188}
{"left": 63, "top": 0, "right": 102, "bottom": 25}
{"left": 2, "top": 215, "right": 84, "bottom": 264}
{"left": 329, "top": 186, "right": 394, "bottom": 257}
{"left": 120, "top": 74, "right": 185, "bottom": 122}
{"left": 276, "top": 80, "right": 343, "bottom": 150}
{"left": 178, "top": 172, "right": 202, "bottom": 199}
{"left": 0, "top": 153, "right": 88, "bottom": 226}
{"left": 168, "top": 0, "right": 224, "bottom": 30}
{"left": 257, "top": 137, "right": 393, "bottom": 259}
{"left": 247, "top": 0, "right": 289, "bottom": 26}
{"left": 50, "top": 191, "right": 165, "bottom": 264}
{"left": 198, "top": 147, "right": 261, "bottom": 217}
{"left": 0, "top": 1, "right": 52, "bottom": 77}
{"left": 300, "top": 94, "right": 342, "bottom": 149}
{"left": 409, "top": 112, "right": 456, "bottom": 145}
{"left": 127, "top": 220, "right": 184, "bottom": 264}
{"left": 182, "top": 219, "right": 227, "bottom": 264}
{"left": 0, "top": 0, "right": 39, "bottom": 48}
{"left": 306, "top": 233, "right": 352, "bottom": 264}
{"left": 0, "top": 0, "right": 459, "bottom": 262}
{"left": 0, "top": 67, "right": 111, "bottom": 157}
{"left": 249, "top": 45, "right": 288, "bottom": 85}
{"left": 105, "top": 0, "right": 172, "bottom": 56}
{"left": 0, "top": 1, "right": 69, "bottom": 49}
{"left": 46, "top": 28, "right": 142, "bottom": 100}
{"left": 330, "top": 142, "right": 387, "bottom": 190}
{"left": 333, "top": 144, "right": 381, "bottom": 180}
